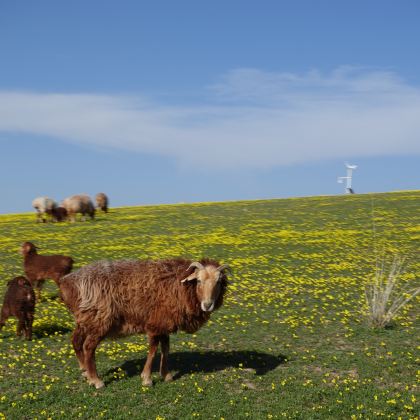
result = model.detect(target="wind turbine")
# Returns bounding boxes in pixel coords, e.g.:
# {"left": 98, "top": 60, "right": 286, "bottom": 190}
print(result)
{"left": 337, "top": 163, "right": 357, "bottom": 194}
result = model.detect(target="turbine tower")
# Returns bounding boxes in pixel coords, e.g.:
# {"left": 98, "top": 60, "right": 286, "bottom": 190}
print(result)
{"left": 337, "top": 163, "right": 357, "bottom": 194}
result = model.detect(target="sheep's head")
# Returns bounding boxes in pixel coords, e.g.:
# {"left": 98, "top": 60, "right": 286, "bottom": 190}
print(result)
{"left": 20, "top": 242, "right": 37, "bottom": 256}
{"left": 7, "top": 276, "right": 30, "bottom": 288}
{"left": 181, "top": 261, "right": 229, "bottom": 312}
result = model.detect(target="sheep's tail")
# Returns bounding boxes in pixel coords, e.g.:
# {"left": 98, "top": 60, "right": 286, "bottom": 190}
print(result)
{"left": 59, "top": 273, "right": 80, "bottom": 313}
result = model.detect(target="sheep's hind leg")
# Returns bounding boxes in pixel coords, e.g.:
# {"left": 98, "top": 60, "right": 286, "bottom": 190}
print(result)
{"left": 72, "top": 325, "right": 87, "bottom": 373}
{"left": 141, "top": 334, "right": 160, "bottom": 386}
{"left": 83, "top": 334, "right": 104, "bottom": 389}
{"left": 159, "top": 335, "right": 173, "bottom": 382}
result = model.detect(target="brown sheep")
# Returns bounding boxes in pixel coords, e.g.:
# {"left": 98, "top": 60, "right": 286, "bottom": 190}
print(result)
{"left": 21, "top": 242, "right": 74, "bottom": 301}
{"left": 59, "top": 258, "right": 229, "bottom": 389}
{"left": 0, "top": 276, "right": 35, "bottom": 340}
{"left": 95, "top": 193, "right": 109, "bottom": 213}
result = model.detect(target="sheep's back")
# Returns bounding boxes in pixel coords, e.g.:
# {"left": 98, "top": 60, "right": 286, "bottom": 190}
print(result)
{"left": 32, "top": 197, "right": 56, "bottom": 212}
{"left": 25, "top": 255, "right": 73, "bottom": 280}
{"left": 62, "top": 195, "right": 94, "bottom": 213}
{"left": 59, "top": 259, "right": 205, "bottom": 334}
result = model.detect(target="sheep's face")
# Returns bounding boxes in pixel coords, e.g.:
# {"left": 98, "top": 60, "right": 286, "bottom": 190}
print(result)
{"left": 6, "top": 277, "right": 35, "bottom": 304}
{"left": 181, "top": 263, "right": 229, "bottom": 312}
{"left": 20, "top": 242, "right": 37, "bottom": 256}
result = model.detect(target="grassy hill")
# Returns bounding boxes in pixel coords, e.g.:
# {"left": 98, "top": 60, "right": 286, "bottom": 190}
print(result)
{"left": 0, "top": 191, "right": 419, "bottom": 419}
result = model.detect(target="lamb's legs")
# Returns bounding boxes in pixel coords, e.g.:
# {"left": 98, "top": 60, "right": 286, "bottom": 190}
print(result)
{"left": 17, "top": 316, "right": 25, "bottom": 337}
{"left": 141, "top": 334, "right": 160, "bottom": 386}
{"left": 24, "top": 312, "right": 34, "bottom": 340}
{"left": 0, "top": 308, "right": 9, "bottom": 331}
{"left": 83, "top": 334, "right": 104, "bottom": 389}
{"left": 33, "top": 280, "right": 44, "bottom": 302}
{"left": 159, "top": 335, "right": 172, "bottom": 382}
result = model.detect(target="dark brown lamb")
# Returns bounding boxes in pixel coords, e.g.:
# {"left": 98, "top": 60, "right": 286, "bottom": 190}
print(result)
{"left": 0, "top": 276, "right": 35, "bottom": 340}
{"left": 21, "top": 242, "right": 74, "bottom": 300}
{"left": 50, "top": 206, "right": 68, "bottom": 222}
{"left": 59, "top": 258, "right": 229, "bottom": 389}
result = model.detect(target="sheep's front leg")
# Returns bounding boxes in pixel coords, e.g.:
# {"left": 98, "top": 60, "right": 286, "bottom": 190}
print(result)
{"left": 16, "top": 315, "right": 25, "bottom": 337}
{"left": 31, "top": 280, "right": 44, "bottom": 302}
{"left": 25, "top": 312, "right": 34, "bottom": 340}
{"left": 141, "top": 334, "right": 160, "bottom": 386}
{"left": 0, "top": 307, "right": 9, "bottom": 330}
{"left": 159, "top": 335, "right": 173, "bottom": 382}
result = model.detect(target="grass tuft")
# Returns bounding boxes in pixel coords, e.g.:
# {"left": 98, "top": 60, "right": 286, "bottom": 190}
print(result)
{"left": 365, "top": 255, "right": 419, "bottom": 328}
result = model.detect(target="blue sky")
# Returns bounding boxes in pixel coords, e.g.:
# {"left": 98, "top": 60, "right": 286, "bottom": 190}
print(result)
{"left": 1, "top": 1, "right": 419, "bottom": 213}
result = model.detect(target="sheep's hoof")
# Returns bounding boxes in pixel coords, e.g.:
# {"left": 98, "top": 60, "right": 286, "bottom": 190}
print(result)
{"left": 163, "top": 373, "right": 173, "bottom": 382}
{"left": 87, "top": 378, "right": 105, "bottom": 389}
{"left": 94, "top": 381, "right": 105, "bottom": 389}
{"left": 141, "top": 377, "right": 153, "bottom": 387}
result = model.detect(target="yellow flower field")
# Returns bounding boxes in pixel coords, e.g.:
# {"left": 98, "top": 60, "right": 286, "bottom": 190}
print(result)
{"left": 0, "top": 191, "right": 419, "bottom": 419}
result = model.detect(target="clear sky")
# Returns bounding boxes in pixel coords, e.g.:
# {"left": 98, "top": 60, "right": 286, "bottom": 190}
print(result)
{"left": 1, "top": 1, "right": 419, "bottom": 213}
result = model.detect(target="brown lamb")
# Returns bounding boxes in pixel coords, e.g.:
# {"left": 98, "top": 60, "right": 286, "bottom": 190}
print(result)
{"left": 0, "top": 276, "right": 35, "bottom": 340}
{"left": 21, "top": 242, "right": 74, "bottom": 300}
{"left": 50, "top": 206, "right": 68, "bottom": 222}
{"left": 59, "top": 258, "right": 229, "bottom": 389}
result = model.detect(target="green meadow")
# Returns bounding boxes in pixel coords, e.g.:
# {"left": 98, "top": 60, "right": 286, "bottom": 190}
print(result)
{"left": 0, "top": 191, "right": 419, "bottom": 419}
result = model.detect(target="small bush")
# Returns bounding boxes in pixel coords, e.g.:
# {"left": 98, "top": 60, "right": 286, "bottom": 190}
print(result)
{"left": 365, "top": 255, "right": 419, "bottom": 328}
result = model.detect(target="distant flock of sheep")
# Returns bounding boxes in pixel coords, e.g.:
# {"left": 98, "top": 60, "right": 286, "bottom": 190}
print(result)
{"left": 0, "top": 196, "right": 230, "bottom": 388}
{"left": 32, "top": 192, "right": 109, "bottom": 223}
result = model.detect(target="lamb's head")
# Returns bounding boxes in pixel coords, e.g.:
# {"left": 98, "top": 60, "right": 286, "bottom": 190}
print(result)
{"left": 181, "top": 261, "right": 229, "bottom": 312}
{"left": 20, "top": 242, "right": 37, "bottom": 256}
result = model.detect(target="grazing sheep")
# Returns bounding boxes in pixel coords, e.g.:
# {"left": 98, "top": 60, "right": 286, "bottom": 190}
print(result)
{"left": 59, "top": 258, "right": 229, "bottom": 389}
{"left": 51, "top": 206, "right": 68, "bottom": 222}
{"left": 95, "top": 193, "right": 109, "bottom": 213}
{"left": 32, "top": 196, "right": 57, "bottom": 223}
{"left": 21, "top": 242, "right": 74, "bottom": 301}
{"left": 0, "top": 276, "right": 35, "bottom": 340}
{"left": 61, "top": 194, "right": 95, "bottom": 222}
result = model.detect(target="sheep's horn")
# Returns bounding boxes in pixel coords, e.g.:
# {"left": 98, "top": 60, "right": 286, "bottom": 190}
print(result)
{"left": 187, "top": 261, "right": 204, "bottom": 271}
{"left": 217, "top": 264, "right": 230, "bottom": 272}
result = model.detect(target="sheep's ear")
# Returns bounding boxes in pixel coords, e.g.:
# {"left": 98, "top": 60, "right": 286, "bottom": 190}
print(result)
{"left": 181, "top": 272, "right": 198, "bottom": 283}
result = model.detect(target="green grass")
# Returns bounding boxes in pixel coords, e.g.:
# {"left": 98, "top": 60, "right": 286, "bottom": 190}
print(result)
{"left": 0, "top": 191, "right": 419, "bottom": 419}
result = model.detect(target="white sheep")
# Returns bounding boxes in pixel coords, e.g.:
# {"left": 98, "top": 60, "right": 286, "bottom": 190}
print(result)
{"left": 61, "top": 194, "right": 95, "bottom": 222}
{"left": 32, "top": 197, "right": 57, "bottom": 223}
{"left": 95, "top": 192, "right": 109, "bottom": 213}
